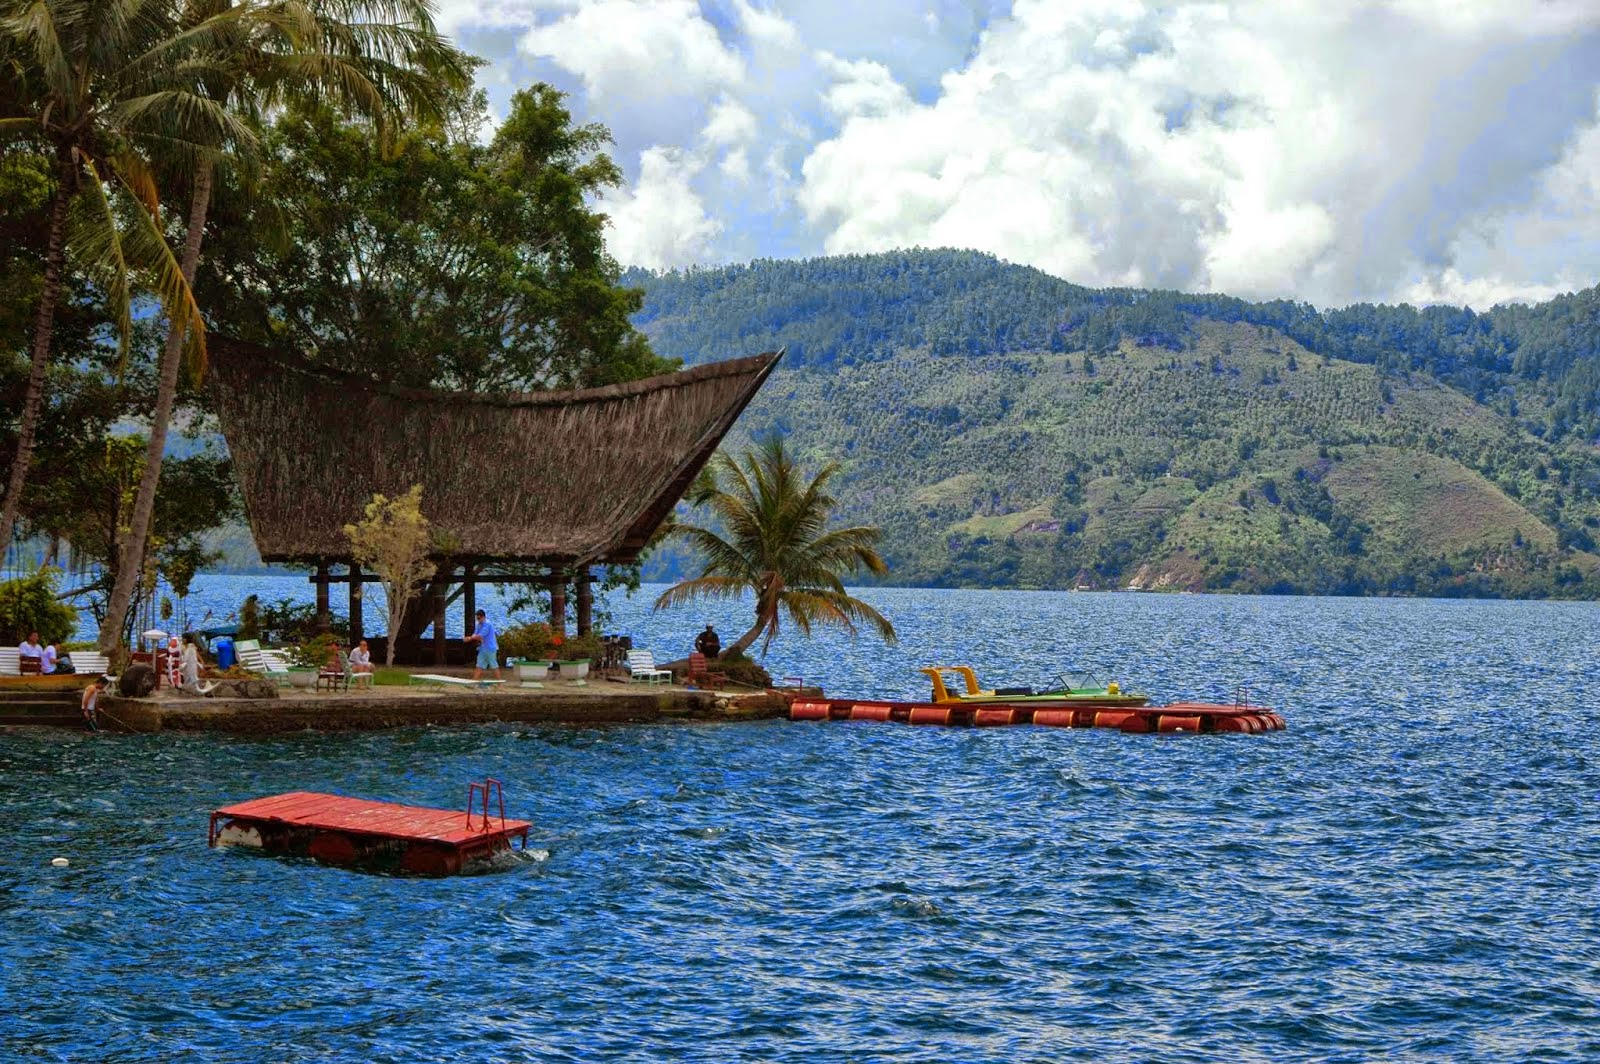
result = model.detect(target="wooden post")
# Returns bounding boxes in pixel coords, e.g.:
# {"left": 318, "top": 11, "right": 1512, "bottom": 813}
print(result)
{"left": 549, "top": 566, "right": 566, "bottom": 635}
{"left": 348, "top": 562, "right": 364, "bottom": 644}
{"left": 462, "top": 566, "right": 476, "bottom": 640}
{"left": 575, "top": 565, "right": 593, "bottom": 636}
{"left": 433, "top": 576, "right": 447, "bottom": 666}
{"left": 314, "top": 560, "right": 330, "bottom": 633}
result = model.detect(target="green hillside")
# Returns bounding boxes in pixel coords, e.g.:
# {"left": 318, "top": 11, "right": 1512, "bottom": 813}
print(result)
{"left": 629, "top": 252, "right": 1600, "bottom": 598}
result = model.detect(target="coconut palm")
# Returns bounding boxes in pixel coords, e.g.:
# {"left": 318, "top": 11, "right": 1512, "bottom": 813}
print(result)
{"left": 98, "top": 0, "right": 470, "bottom": 652}
{"left": 0, "top": 0, "right": 225, "bottom": 561}
{"left": 654, "top": 437, "right": 897, "bottom": 659}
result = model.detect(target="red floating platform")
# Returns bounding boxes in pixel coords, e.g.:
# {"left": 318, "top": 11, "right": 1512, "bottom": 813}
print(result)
{"left": 209, "top": 780, "right": 531, "bottom": 875}
{"left": 787, "top": 698, "right": 1284, "bottom": 735}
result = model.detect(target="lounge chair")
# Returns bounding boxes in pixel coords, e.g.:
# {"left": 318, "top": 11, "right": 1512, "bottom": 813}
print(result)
{"left": 0, "top": 648, "right": 19, "bottom": 676}
{"left": 235, "top": 640, "right": 290, "bottom": 687}
{"left": 408, "top": 674, "right": 504, "bottom": 690}
{"left": 626, "top": 650, "right": 672, "bottom": 685}
{"left": 67, "top": 650, "right": 111, "bottom": 676}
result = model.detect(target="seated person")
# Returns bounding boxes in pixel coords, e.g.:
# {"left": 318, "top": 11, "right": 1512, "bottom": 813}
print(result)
{"left": 19, "top": 631, "right": 45, "bottom": 673}
{"left": 41, "top": 641, "right": 58, "bottom": 675}
{"left": 348, "top": 640, "right": 374, "bottom": 674}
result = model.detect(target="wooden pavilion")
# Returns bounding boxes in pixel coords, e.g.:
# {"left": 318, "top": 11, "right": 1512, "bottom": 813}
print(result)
{"left": 207, "top": 337, "right": 780, "bottom": 663}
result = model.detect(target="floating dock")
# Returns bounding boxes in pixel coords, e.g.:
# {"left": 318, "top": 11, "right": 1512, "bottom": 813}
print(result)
{"left": 789, "top": 699, "right": 1284, "bottom": 734}
{"left": 209, "top": 780, "right": 531, "bottom": 875}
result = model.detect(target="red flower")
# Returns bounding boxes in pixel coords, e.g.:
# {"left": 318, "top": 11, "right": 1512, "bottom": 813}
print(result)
{"left": 551, "top": 634, "right": 563, "bottom": 646}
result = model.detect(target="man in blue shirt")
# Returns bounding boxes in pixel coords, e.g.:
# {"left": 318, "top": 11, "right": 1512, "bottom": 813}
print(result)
{"left": 467, "top": 609, "right": 501, "bottom": 681}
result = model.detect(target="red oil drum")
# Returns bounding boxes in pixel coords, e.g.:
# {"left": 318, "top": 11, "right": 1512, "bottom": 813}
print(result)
{"left": 1093, "top": 710, "right": 1136, "bottom": 730}
{"left": 907, "top": 706, "right": 953, "bottom": 726}
{"left": 849, "top": 703, "right": 894, "bottom": 722}
{"left": 1032, "top": 709, "right": 1075, "bottom": 728}
{"left": 973, "top": 707, "right": 1020, "bottom": 727}
{"left": 789, "top": 702, "right": 830, "bottom": 721}
{"left": 1157, "top": 714, "right": 1203, "bottom": 734}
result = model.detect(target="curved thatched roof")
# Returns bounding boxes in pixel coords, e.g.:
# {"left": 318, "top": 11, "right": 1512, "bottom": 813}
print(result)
{"left": 207, "top": 337, "right": 780, "bottom": 565}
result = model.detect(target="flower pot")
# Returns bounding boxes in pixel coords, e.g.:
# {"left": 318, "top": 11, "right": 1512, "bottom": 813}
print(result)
{"left": 559, "top": 659, "right": 590, "bottom": 681}
{"left": 287, "top": 668, "right": 316, "bottom": 689}
{"left": 516, "top": 661, "right": 550, "bottom": 683}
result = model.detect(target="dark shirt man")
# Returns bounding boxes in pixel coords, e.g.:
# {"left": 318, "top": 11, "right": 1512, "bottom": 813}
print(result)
{"left": 694, "top": 624, "right": 721, "bottom": 658}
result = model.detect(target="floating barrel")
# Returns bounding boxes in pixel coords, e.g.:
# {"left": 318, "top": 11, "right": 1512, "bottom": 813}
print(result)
{"left": 1157, "top": 714, "right": 1203, "bottom": 734}
{"left": 1213, "top": 715, "right": 1255, "bottom": 733}
{"left": 790, "top": 702, "right": 830, "bottom": 721}
{"left": 1094, "top": 710, "right": 1137, "bottom": 730}
{"left": 849, "top": 703, "right": 894, "bottom": 722}
{"left": 1118, "top": 713, "right": 1154, "bottom": 734}
{"left": 1033, "top": 709, "right": 1076, "bottom": 728}
{"left": 1264, "top": 713, "right": 1286, "bottom": 730}
{"left": 973, "top": 707, "right": 1020, "bottom": 727}
{"left": 907, "top": 706, "right": 953, "bottom": 726}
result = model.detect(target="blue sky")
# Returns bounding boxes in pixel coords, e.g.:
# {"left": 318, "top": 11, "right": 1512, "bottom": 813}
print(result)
{"left": 434, "top": 0, "right": 1600, "bottom": 308}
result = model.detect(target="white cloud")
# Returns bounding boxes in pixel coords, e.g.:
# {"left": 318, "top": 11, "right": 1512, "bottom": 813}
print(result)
{"left": 422, "top": 0, "right": 1600, "bottom": 302}
{"left": 603, "top": 146, "right": 722, "bottom": 269}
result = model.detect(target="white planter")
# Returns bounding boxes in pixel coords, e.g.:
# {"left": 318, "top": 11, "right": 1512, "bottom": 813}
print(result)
{"left": 559, "top": 659, "right": 590, "bottom": 681}
{"left": 287, "top": 668, "right": 316, "bottom": 689}
{"left": 516, "top": 661, "right": 550, "bottom": 683}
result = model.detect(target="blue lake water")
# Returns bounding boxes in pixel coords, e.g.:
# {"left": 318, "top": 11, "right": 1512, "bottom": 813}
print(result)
{"left": 8, "top": 583, "right": 1600, "bottom": 1061}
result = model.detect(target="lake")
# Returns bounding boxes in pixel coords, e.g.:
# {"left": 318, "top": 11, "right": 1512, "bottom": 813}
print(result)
{"left": 8, "top": 584, "right": 1600, "bottom": 1061}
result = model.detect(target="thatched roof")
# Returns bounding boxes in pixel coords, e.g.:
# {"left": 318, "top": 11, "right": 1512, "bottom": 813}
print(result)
{"left": 207, "top": 337, "right": 780, "bottom": 566}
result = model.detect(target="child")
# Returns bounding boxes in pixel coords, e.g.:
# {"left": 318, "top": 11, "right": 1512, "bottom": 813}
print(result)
{"left": 81, "top": 675, "right": 109, "bottom": 732}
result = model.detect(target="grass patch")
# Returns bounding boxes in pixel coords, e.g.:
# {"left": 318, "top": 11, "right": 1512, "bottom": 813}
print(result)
{"left": 372, "top": 667, "right": 412, "bottom": 686}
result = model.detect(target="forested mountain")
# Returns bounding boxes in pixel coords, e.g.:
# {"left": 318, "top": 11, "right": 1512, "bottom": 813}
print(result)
{"left": 626, "top": 251, "right": 1600, "bottom": 597}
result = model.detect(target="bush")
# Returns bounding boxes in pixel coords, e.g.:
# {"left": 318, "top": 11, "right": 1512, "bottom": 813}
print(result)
{"left": 498, "top": 621, "right": 554, "bottom": 663}
{"left": 257, "top": 598, "right": 347, "bottom": 644}
{"left": 554, "top": 633, "right": 601, "bottom": 661}
{"left": 718, "top": 651, "right": 772, "bottom": 689}
{"left": 0, "top": 569, "right": 79, "bottom": 646}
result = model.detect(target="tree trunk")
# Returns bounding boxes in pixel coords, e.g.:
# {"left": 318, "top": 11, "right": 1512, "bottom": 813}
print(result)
{"left": 0, "top": 173, "right": 73, "bottom": 561}
{"left": 717, "top": 615, "right": 769, "bottom": 660}
{"left": 100, "top": 164, "right": 213, "bottom": 653}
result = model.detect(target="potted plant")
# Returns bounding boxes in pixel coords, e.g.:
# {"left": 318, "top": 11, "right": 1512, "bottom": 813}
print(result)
{"left": 286, "top": 634, "right": 337, "bottom": 689}
{"left": 499, "top": 622, "right": 556, "bottom": 684}
{"left": 554, "top": 633, "right": 600, "bottom": 683}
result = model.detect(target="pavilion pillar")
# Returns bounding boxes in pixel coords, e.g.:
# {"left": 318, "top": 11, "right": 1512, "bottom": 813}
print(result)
{"left": 314, "top": 560, "right": 330, "bottom": 633}
{"left": 462, "top": 567, "right": 476, "bottom": 638}
{"left": 575, "top": 565, "right": 593, "bottom": 637}
{"left": 549, "top": 566, "right": 567, "bottom": 635}
{"left": 348, "top": 563, "right": 364, "bottom": 644}
{"left": 432, "top": 577, "right": 448, "bottom": 666}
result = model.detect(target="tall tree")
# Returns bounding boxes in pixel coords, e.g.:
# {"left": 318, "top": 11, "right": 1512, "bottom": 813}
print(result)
{"left": 201, "top": 82, "right": 673, "bottom": 391}
{"left": 100, "top": 0, "right": 471, "bottom": 653}
{"left": 0, "top": 0, "right": 219, "bottom": 563}
{"left": 654, "top": 438, "right": 897, "bottom": 659}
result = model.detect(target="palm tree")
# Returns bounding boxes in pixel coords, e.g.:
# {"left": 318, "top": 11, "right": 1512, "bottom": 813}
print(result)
{"left": 654, "top": 437, "right": 897, "bottom": 659}
{"left": 0, "top": 0, "right": 221, "bottom": 562}
{"left": 98, "top": 0, "right": 470, "bottom": 652}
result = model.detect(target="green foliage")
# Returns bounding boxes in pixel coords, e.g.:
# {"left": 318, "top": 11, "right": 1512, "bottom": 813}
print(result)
{"left": 632, "top": 253, "right": 1600, "bottom": 599}
{"left": 287, "top": 632, "right": 339, "bottom": 670}
{"left": 714, "top": 651, "right": 773, "bottom": 689}
{"left": 656, "top": 437, "right": 899, "bottom": 655}
{"left": 0, "top": 569, "right": 79, "bottom": 645}
{"left": 499, "top": 621, "right": 555, "bottom": 662}
{"left": 200, "top": 87, "right": 674, "bottom": 391}
{"left": 256, "top": 598, "right": 347, "bottom": 645}
{"left": 554, "top": 632, "right": 601, "bottom": 662}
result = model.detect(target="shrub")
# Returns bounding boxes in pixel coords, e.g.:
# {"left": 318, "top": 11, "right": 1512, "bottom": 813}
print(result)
{"left": 0, "top": 569, "right": 79, "bottom": 646}
{"left": 287, "top": 633, "right": 339, "bottom": 669}
{"left": 498, "top": 621, "right": 554, "bottom": 663}
{"left": 256, "top": 598, "right": 347, "bottom": 644}
{"left": 718, "top": 651, "right": 773, "bottom": 689}
{"left": 555, "top": 633, "right": 601, "bottom": 661}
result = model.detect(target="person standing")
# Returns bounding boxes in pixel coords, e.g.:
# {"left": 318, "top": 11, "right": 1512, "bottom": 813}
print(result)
{"left": 467, "top": 609, "right": 501, "bottom": 681}
{"left": 180, "top": 633, "right": 202, "bottom": 691}
{"left": 694, "top": 624, "right": 721, "bottom": 659}
{"left": 81, "top": 675, "right": 109, "bottom": 731}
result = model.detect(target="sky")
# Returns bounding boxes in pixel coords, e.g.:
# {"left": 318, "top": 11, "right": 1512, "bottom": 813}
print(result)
{"left": 433, "top": 0, "right": 1600, "bottom": 309}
